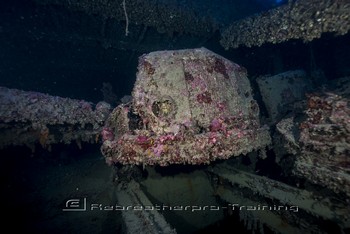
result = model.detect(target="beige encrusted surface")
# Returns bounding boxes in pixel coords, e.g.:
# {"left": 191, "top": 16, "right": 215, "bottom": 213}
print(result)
{"left": 221, "top": 0, "right": 350, "bottom": 49}
{"left": 101, "top": 48, "right": 271, "bottom": 166}
{"left": 0, "top": 87, "right": 111, "bottom": 151}
{"left": 116, "top": 180, "right": 177, "bottom": 234}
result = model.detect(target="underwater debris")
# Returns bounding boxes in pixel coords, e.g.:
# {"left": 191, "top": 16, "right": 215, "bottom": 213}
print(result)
{"left": 221, "top": 0, "right": 350, "bottom": 49}
{"left": 101, "top": 48, "right": 271, "bottom": 166}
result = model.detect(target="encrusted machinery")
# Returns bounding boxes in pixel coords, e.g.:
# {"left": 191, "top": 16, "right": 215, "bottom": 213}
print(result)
{"left": 295, "top": 91, "right": 350, "bottom": 196}
{"left": 258, "top": 72, "right": 350, "bottom": 198}
{"left": 0, "top": 87, "right": 111, "bottom": 151}
{"left": 266, "top": 77, "right": 350, "bottom": 198}
{"left": 101, "top": 48, "right": 271, "bottom": 166}
{"left": 221, "top": 0, "right": 350, "bottom": 49}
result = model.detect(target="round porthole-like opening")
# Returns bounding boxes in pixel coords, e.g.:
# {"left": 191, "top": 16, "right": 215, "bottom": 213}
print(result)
{"left": 152, "top": 98, "right": 176, "bottom": 118}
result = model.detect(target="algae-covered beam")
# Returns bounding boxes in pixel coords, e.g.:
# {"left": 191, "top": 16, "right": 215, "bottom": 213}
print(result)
{"left": 220, "top": 0, "right": 350, "bottom": 49}
{"left": 209, "top": 163, "right": 350, "bottom": 229}
{"left": 116, "top": 180, "right": 177, "bottom": 234}
{"left": 0, "top": 87, "right": 111, "bottom": 151}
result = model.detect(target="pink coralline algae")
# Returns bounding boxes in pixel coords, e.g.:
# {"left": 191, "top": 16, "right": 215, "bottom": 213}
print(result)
{"left": 196, "top": 91, "right": 212, "bottom": 104}
{"left": 101, "top": 127, "right": 114, "bottom": 141}
{"left": 158, "top": 134, "right": 176, "bottom": 143}
{"left": 217, "top": 102, "right": 227, "bottom": 112}
{"left": 136, "top": 135, "right": 149, "bottom": 144}
{"left": 208, "top": 132, "right": 218, "bottom": 144}
{"left": 101, "top": 48, "right": 271, "bottom": 166}
{"left": 152, "top": 144, "right": 165, "bottom": 157}
{"left": 209, "top": 118, "right": 223, "bottom": 132}
{"left": 213, "top": 57, "right": 229, "bottom": 79}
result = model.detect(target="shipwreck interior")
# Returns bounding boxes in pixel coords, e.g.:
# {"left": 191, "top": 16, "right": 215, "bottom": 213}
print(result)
{"left": 0, "top": 0, "right": 349, "bottom": 233}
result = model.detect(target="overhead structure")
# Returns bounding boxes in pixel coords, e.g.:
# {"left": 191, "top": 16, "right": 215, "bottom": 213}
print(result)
{"left": 220, "top": 0, "right": 350, "bottom": 49}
